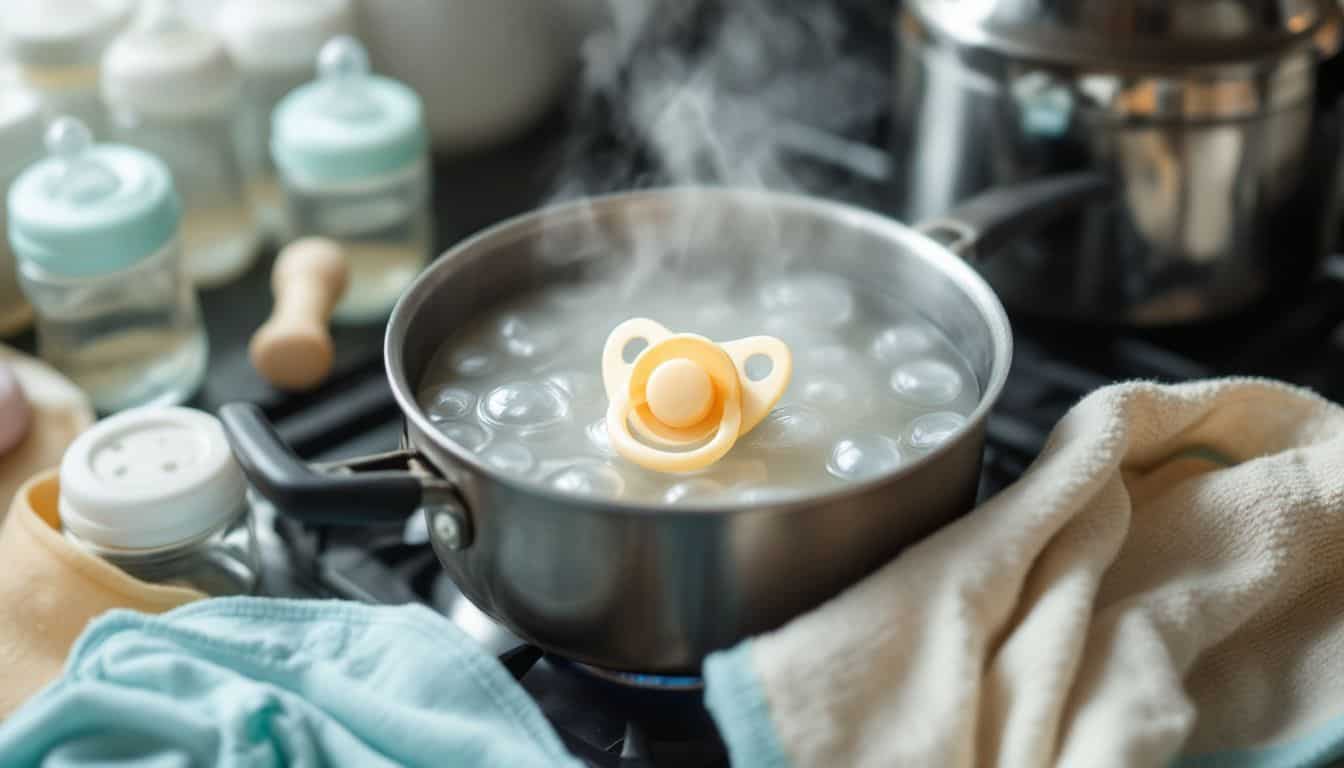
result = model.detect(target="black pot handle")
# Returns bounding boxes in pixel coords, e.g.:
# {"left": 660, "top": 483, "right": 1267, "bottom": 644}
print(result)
{"left": 220, "top": 402, "right": 430, "bottom": 527}
{"left": 916, "top": 172, "right": 1111, "bottom": 261}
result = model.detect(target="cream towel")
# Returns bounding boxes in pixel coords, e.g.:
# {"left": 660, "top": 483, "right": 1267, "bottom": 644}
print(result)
{"left": 704, "top": 379, "right": 1344, "bottom": 768}
{"left": 0, "top": 471, "right": 203, "bottom": 719}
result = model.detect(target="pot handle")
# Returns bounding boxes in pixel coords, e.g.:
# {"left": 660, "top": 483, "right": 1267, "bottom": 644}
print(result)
{"left": 219, "top": 403, "right": 465, "bottom": 538}
{"left": 916, "top": 173, "right": 1111, "bottom": 261}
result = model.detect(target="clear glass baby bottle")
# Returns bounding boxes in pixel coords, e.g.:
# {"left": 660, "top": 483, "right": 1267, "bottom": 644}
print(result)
{"left": 0, "top": 77, "right": 45, "bottom": 337}
{"left": 1, "top": 0, "right": 133, "bottom": 137}
{"left": 272, "top": 36, "right": 430, "bottom": 324}
{"left": 102, "top": 0, "right": 259, "bottom": 288}
{"left": 6, "top": 118, "right": 208, "bottom": 414}
{"left": 59, "top": 406, "right": 260, "bottom": 596}
{"left": 215, "top": 0, "right": 354, "bottom": 240}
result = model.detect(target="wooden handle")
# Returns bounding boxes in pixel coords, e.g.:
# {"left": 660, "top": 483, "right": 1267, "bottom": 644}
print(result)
{"left": 249, "top": 238, "right": 349, "bottom": 391}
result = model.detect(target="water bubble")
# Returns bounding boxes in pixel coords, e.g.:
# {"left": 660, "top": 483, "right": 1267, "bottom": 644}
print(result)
{"left": 426, "top": 387, "right": 475, "bottom": 423}
{"left": 870, "top": 323, "right": 938, "bottom": 365}
{"left": 585, "top": 417, "right": 615, "bottom": 457}
{"left": 827, "top": 434, "right": 904, "bottom": 481}
{"left": 480, "top": 381, "right": 569, "bottom": 430}
{"left": 499, "top": 314, "right": 561, "bottom": 361}
{"left": 545, "top": 370, "right": 604, "bottom": 406}
{"left": 759, "top": 273, "right": 854, "bottom": 330}
{"left": 735, "top": 486, "right": 798, "bottom": 504}
{"left": 436, "top": 422, "right": 491, "bottom": 452}
{"left": 798, "top": 344, "right": 862, "bottom": 375}
{"left": 907, "top": 411, "right": 967, "bottom": 450}
{"left": 451, "top": 347, "right": 495, "bottom": 378}
{"left": 744, "top": 404, "right": 827, "bottom": 450}
{"left": 481, "top": 442, "right": 535, "bottom": 475}
{"left": 545, "top": 460, "right": 626, "bottom": 498}
{"left": 889, "top": 359, "right": 964, "bottom": 406}
{"left": 662, "top": 477, "right": 728, "bottom": 505}
{"left": 800, "top": 376, "right": 873, "bottom": 412}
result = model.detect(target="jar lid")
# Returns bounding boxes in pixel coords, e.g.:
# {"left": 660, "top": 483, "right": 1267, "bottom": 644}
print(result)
{"left": 271, "top": 36, "right": 427, "bottom": 185}
{"left": 0, "top": 79, "right": 44, "bottom": 179}
{"left": 2, "top": 0, "right": 133, "bottom": 68}
{"left": 7, "top": 117, "right": 180, "bottom": 278}
{"left": 215, "top": 0, "right": 354, "bottom": 74}
{"left": 101, "top": 0, "right": 240, "bottom": 118}
{"left": 59, "top": 406, "right": 248, "bottom": 550}
{"left": 909, "top": 0, "right": 1341, "bottom": 67}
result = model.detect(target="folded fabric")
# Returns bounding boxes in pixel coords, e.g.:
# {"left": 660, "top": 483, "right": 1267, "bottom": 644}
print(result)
{"left": 704, "top": 378, "right": 1344, "bottom": 768}
{"left": 0, "top": 470, "right": 203, "bottom": 719}
{"left": 0, "top": 344, "right": 93, "bottom": 519}
{"left": 0, "top": 597, "right": 583, "bottom": 768}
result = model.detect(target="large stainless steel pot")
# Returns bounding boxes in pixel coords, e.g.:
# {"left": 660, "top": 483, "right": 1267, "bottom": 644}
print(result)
{"left": 221, "top": 180, "right": 1100, "bottom": 672}
{"left": 892, "top": 0, "right": 1344, "bottom": 325}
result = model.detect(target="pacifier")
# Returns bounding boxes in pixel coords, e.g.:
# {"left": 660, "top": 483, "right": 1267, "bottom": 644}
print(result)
{"left": 602, "top": 319, "right": 792, "bottom": 473}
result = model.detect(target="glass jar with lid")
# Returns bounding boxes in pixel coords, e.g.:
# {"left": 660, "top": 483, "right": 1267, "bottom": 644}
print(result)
{"left": 6, "top": 117, "right": 208, "bottom": 413}
{"left": 0, "top": 0, "right": 133, "bottom": 137}
{"left": 58, "top": 406, "right": 260, "bottom": 596}
{"left": 271, "top": 36, "right": 430, "bottom": 324}
{"left": 0, "top": 76, "right": 45, "bottom": 337}
{"left": 214, "top": 0, "right": 354, "bottom": 239}
{"left": 102, "top": 0, "right": 259, "bottom": 288}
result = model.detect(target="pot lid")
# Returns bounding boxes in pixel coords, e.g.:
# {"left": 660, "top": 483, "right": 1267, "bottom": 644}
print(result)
{"left": 908, "top": 0, "right": 1343, "bottom": 67}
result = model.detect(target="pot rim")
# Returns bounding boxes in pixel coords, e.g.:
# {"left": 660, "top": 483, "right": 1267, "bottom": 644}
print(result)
{"left": 385, "top": 186, "right": 1014, "bottom": 515}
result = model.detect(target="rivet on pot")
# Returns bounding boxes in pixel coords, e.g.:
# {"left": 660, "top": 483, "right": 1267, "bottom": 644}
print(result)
{"left": 429, "top": 503, "right": 471, "bottom": 550}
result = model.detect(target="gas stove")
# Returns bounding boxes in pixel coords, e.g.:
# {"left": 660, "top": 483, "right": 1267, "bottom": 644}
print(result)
{"left": 16, "top": 19, "right": 1343, "bottom": 765}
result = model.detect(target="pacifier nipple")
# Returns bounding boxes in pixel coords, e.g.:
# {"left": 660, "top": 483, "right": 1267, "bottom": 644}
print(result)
{"left": 602, "top": 318, "right": 792, "bottom": 474}
{"left": 316, "top": 36, "right": 380, "bottom": 121}
{"left": 44, "top": 117, "right": 118, "bottom": 205}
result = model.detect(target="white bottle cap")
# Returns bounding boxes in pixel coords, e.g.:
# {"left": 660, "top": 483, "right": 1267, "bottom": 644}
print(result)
{"left": 215, "top": 0, "right": 354, "bottom": 74}
{"left": 59, "top": 407, "right": 248, "bottom": 549}
{"left": 3, "top": 0, "right": 133, "bottom": 69}
{"left": 101, "top": 0, "right": 240, "bottom": 118}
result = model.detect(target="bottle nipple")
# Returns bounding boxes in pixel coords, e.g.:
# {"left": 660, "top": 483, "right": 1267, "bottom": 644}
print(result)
{"left": 602, "top": 318, "right": 792, "bottom": 474}
{"left": 43, "top": 117, "right": 118, "bottom": 206}
{"left": 316, "top": 36, "right": 379, "bottom": 121}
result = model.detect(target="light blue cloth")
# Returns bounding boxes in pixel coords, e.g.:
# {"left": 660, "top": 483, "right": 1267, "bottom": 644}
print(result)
{"left": 0, "top": 597, "right": 582, "bottom": 768}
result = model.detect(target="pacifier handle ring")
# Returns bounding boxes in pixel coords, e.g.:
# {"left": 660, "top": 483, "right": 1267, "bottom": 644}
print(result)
{"left": 606, "top": 392, "right": 742, "bottom": 475}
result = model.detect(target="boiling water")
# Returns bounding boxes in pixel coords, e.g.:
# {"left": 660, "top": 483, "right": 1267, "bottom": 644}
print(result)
{"left": 417, "top": 272, "right": 980, "bottom": 504}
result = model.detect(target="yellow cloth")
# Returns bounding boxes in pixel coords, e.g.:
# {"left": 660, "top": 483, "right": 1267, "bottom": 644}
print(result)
{"left": 0, "top": 345, "right": 94, "bottom": 519}
{"left": 0, "top": 471, "right": 204, "bottom": 719}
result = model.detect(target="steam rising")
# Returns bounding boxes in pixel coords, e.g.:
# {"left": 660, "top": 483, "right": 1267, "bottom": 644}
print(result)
{"left": 555, "top": 0, "right": 888, "bottom": 198}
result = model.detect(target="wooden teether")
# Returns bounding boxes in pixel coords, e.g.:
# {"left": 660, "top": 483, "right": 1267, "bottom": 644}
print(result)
{"left": 602, "top": 318, "right": 792, "bottom": 473}
{"left": 249, "top": 238, "right": 349, "bottom": 392}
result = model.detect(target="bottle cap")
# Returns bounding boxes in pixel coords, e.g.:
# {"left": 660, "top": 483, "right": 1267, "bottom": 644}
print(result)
{"left": 2, "top": 0, "right": 132, "bottom": 68}
{"left": 101, "top": 0, "right": 240, "bottom": 118}
{"left": 602, "top": 318, "right": 793, "bottom": 473}
{"left": 59, "top": 406, "right": 248, "bottom": 549}
{"left": 215, "top": 0, "right": 354, "bottom": 74}
{"left": 7, "top": 117, "right": 180, "bottom": 277}
{"left": 271, "top": 36, "right": 427, "bottom": 186}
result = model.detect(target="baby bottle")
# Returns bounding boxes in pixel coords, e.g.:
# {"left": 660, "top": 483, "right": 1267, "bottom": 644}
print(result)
{"left": 1, "top": 0, "right": 132, "bottom": 137}
{"left": 215, "top": 0, "right": 355, "bottom": 239}
{"left": 59, "top": 406, "right": 260, "bottom": 596}
{"left": 6, "top": 118, "right": 208, "bottom": 413}
{"left": 102, "top": 0, "right": 259, "bottom": 288}
{"left": 271, "top": 36, "right": 430, "bottom": 324}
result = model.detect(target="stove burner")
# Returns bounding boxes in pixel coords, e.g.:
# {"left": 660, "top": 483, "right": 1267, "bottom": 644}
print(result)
{"left": 564, "top": 661, "right": 706, "bottom": 692}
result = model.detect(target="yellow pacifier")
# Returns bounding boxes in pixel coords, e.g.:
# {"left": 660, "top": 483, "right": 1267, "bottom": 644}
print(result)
{"left": 602, "top": 318, "right": 792, "bottom": 473}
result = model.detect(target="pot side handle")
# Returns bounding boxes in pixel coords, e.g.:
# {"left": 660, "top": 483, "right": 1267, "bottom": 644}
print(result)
{"left": 916, "top": 173, "right": 1111, "bottom": 261}
{"left": 219, "top": 402, "right": 427, "bottom": 526}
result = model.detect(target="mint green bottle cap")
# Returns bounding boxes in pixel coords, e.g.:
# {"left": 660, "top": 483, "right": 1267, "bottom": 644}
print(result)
{"left": 7, "top": 118, "right": 181, "bottom": 278}
{"left": 271, "top": 36, "right": 427, "bottom": 186}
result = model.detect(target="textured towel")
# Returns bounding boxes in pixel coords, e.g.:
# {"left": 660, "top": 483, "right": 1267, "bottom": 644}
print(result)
{"left": 0, "top": 345, "right": 93, "bottom": 518}
{"left": 0, "top": 597, "right": 583, "bottom": 768}
{"left": 703, "top": 379, "right": 1344, "bottom": 768}
{"left": 0, "top": 470, "right": 203, "bottom": 719}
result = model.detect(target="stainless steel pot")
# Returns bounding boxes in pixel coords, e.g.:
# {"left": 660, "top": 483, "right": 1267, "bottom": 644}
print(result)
{"left": 892, "top": 0, "right": 1344, "bottom": 325}
{"left": 221, "top": 179, "right": 1100, "bottom": 672}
